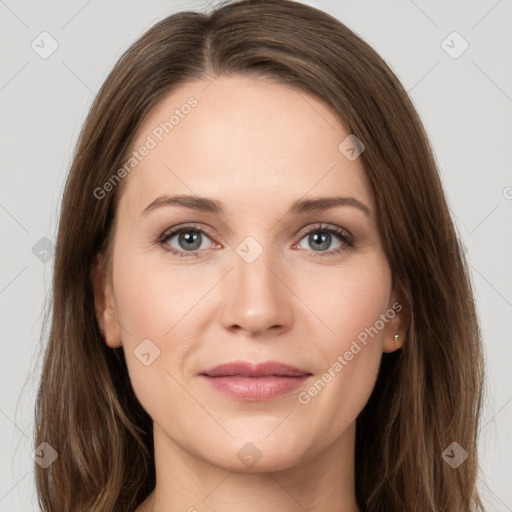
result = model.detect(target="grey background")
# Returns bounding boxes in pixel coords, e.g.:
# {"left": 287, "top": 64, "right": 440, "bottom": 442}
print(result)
{"left": 0, "top": 0, "right": 511, "bottom": 510}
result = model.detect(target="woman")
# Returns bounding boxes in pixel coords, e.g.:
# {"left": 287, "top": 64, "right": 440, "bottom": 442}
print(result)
{"left": 33, "top": 0, "right": 486, "bottom": 510}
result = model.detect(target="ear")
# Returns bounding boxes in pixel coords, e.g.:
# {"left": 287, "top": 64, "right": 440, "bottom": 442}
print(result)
{"left": 91, "top": 253, "right": 122, "bottom": 348}
{"left": 382, "top": 280, "right": 410, "bottom": 354}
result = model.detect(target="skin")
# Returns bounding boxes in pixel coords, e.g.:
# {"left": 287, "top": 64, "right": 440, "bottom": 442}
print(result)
{"left": 93, "top": 74, "right": 408, "bottom": 512}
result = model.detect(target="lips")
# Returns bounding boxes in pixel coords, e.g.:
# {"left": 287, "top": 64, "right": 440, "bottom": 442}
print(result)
{"left": 199, "top": 361, "right": 313, "bottom": 401}
{"left": 200, "top": 360, "right": 311, "bottom": 378}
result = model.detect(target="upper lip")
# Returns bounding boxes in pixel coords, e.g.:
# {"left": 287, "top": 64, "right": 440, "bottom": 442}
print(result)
{"left": 200, "top": 360, "right": 312, "bottom": 377}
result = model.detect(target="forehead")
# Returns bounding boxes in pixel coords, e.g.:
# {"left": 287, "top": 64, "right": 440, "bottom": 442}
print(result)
{"left": 118, "top": 74, "right": 373, "bottom": 218}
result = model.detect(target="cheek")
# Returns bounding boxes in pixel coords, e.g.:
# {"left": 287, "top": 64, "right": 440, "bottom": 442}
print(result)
{"left": 110, "top": 245, "right": 219, "bottom": 402}
{"left": 112, "top": 231, "right": 390, "bottom": 362}
{"left": 295, "top": 254, "right": 392, "bottom": 350}
{"left": 291, "top": 259, "right": 391, "bottom": 442}
{"left": 113, "top": 239, "right": 392, "bottom": 360}
{"left": 110, "top": 247, "right": 199, "bottom": 413}
{"left": 112, "top": 245, "right": 201, "bottom": 341}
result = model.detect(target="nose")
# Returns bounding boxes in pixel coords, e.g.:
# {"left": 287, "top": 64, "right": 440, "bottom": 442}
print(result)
{"left": 219, "top": 242, "right": 294, "bottom": 336}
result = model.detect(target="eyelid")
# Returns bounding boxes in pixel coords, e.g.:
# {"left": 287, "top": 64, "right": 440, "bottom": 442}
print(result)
{"left": 156, "top": 223, "right": 220, "bottom": 250}
{"left": 156, "top": 222, "right": 355, "bottom": 257}
{"left": 294, "top": 222, "right": 354, "bottom": 245}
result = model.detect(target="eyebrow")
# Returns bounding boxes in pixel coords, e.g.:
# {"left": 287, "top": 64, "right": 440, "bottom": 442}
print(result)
{"left": 141, "top": 194, "right": 371, "bottom": 217}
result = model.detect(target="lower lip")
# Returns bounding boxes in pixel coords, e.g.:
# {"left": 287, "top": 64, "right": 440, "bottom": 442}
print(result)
{"left": 201, "top": 375, "right": 311, "bottom": 401}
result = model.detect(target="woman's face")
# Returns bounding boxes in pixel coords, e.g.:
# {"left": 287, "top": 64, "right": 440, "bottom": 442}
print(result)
{"left": 95, "top": 74, "right": 405, "bottom": 472}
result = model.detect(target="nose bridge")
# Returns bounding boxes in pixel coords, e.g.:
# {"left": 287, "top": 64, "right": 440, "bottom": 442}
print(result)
{"left": 221, "top": 235, "right": 293, "bottom": 333}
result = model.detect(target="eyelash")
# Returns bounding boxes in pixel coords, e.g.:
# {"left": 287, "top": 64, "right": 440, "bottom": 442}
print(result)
{"left": 154, "top": 224, "right": 355, "bottom": 258}
{"left": 154, "top": 223, "right": 355, "bottom": 258}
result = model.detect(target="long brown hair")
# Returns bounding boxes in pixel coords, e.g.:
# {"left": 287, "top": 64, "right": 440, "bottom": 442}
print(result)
{"left": 33, "top": 0, "right": 486, "bottom": 510}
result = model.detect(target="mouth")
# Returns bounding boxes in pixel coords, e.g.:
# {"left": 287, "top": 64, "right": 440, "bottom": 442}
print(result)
{"left": 200, "top": 360, "right": 311, "bottom": 378}
{"left": 199, "top": 360, "right": 313, "bottom": 401}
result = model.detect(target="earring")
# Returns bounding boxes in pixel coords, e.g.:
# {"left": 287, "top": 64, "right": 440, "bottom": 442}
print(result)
{"left": 394, "top": 334, "right": 400, "bottom": 348}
